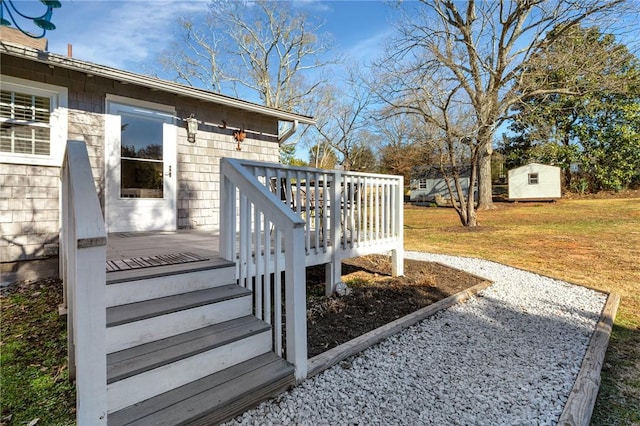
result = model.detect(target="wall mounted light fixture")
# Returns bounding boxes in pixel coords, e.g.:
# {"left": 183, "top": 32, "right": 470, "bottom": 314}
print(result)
{"left": 185, "top": 114, "right": 198, "bottom": 143}
{"left": 233, "top": 129, "right": 246, "bottom": 151}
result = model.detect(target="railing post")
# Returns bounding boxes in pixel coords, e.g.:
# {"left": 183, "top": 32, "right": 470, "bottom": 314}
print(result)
{"left": 326, "top": 170, "right": 343, "bottom": 296}
{"left": 61, "top": 140, "right": 108, "bottom": 425}
{"left": 219, "top": 163, "right": 235, "bottom": 262}
{"left": 391, "top": 176, "right": 404, "bottom": 277}
{"left": 75, "top": 243, "right": 107, "bottom": 425}
{"left": 285, "top": 225, "right": 307, "bottom": 381}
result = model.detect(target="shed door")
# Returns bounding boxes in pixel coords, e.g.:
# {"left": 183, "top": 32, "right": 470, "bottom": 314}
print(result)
{"left": 105, "top": 100, "right": 177, "bottom": 232}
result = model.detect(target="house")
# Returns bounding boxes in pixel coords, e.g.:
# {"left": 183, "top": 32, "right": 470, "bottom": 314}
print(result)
{"left": 508, "top": 163, "right": 561, "bottom": 201}
{"left": 3, "top": 27, "right": 405, "bottom": 424}
{"left": 409, "top": 164, "right": 476, "bottom": 203}
{"left": 0, "top": 27, "right": 313, "bottom": 283}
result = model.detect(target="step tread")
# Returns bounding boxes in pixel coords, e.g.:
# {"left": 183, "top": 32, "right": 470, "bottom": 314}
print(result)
{"left": 108, "top": 352, "right": 295, "bottom": 426}
{"left": 107, "top": 316, "right": 270, "bottom": 384}
{"left": 107, "top": 258, "right": 235, "bottom": 285}
{"left": 107, "top": 285, "right": 250, "bottom": 327}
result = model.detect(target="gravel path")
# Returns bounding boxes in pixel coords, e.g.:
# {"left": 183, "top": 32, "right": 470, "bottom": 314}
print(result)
{"left": 226, "top": 252, "right": 607, "bottom": 425}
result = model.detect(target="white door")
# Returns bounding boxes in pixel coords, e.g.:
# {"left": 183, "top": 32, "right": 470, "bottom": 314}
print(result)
{"left": 105, "top": 98, "right": 177, "bottom": 232}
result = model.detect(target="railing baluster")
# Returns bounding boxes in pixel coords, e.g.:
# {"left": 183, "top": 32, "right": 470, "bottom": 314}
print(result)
{"left": 274, "top": 228, "right": 282, "bottom": 355}
{"left": 241, "top": 193, "right": 247, "bottom": 288}
{"left": 305, "top": 171, "right": 311, "bottom": 254}
{"left": 255, "top": 208, "right": 263, "bottom": 320}
{"left": 263, "top": 213, "right": 271, "bottom": 326}
{"left": 357, "top": 176, "right": 362, "bottom": 243}
{"left": 365, "top": 177, "right": 370, "bottom": 243}
{"left": 295, "top": 171, "right": 302, "bottom": 217}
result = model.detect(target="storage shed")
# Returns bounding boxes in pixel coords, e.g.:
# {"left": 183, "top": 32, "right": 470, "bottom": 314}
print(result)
{"left": 508, "top": 163, "right": 561, "bottom": 201}
{"left": 409, "top": 164, "right": 475, "bottom": 203}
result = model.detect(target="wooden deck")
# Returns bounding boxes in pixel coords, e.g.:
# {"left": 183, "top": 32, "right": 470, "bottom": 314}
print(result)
{"left": 107, "top": 230, "right": 222, "bottom": 262}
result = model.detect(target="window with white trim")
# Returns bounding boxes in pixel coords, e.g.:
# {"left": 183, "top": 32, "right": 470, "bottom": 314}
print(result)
{"left": 0, "top": 76, "right": 67, "bottom": 166}
{"left": 528, "top": 173, "right": 539, "bottom": 185}
{"left": 1, "top": 90, "right": 51, "bottom": 155}
{"left": 418, "top": 178, "right": 428, "bottom": 189}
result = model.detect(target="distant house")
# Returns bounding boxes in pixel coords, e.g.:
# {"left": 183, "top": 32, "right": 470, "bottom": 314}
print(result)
{"left": 508, "top": 163, "right": 561, "bottom": 201}
{"left": 409, "top": 164, "right": 476, "bottom": 202}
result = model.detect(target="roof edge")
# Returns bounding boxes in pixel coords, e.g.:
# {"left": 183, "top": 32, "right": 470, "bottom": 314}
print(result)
{"left": 0, "top": 41, "right": 315, "bottom": 125}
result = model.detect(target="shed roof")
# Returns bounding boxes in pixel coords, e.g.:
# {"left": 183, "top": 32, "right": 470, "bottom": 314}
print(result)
{"left": 0, "top": 40, "right": 315, "bottom": 125}
{"left": 509, "top": 162, "right": 561, "bottom": 172}
{"left": 411, "top": 164, "right": 473, "bottom": 179}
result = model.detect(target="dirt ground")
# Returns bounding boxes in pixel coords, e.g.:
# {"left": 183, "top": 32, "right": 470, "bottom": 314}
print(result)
{"left": 305, "top": 255, "right": 486, "bottom": 358}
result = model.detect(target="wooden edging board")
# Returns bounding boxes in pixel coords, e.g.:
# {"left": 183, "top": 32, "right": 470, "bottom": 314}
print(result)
{"left": 306, "top": 276, "right": 493, "bottom": 378}
{"left": 558, "top": 291, "right": 621, "bottom": 426}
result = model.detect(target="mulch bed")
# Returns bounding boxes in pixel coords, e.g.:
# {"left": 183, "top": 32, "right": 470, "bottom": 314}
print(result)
{"left": 305, "top": 255, "right": 486, "bottom": 358}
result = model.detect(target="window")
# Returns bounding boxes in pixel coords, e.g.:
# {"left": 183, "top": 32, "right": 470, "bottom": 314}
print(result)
{"left": 418, "top": 178, "right": 428, "bottom": 189}
{"left": 1, "top": 90, "right": 51, "bottom": 155}
{"left": 0, "top": 76, "right": 67, "bottom": 166}
{"left": 528, "top": 173, "right": 539, "bottom": 185}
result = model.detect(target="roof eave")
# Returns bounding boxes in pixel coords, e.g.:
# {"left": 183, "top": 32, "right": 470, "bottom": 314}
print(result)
{"left": 0, "top": 42, "right": 316, "bottom": 125}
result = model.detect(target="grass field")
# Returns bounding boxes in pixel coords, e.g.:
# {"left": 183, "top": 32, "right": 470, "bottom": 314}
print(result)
{"left": 404, "top": 197, "right": 640, "bottom": 425}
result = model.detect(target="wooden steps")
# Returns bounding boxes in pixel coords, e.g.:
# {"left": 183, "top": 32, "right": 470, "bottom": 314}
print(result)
{"left": 107, "top": 316, "right": 270, "bottom": 383}
{"left": 108, "top": 352, "right": 294, "bottom": 426}
{"left": 107, "top": 285, "right": 251, "bottom": 327}
{"left": 104, "top": 259, "right": 295, "bottom": 425}
{"left": 106, "top": 259, "right": 235, "bottom": 307}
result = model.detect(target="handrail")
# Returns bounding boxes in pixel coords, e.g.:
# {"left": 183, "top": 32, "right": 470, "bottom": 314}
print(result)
{"left": 60, "top": 140, "right": 107, "bottom": 425}
{"left": 235, "top": 158, "right": 403, "bottom": 179}
{"left": 236, "top": 160, "right": 404, "bottom": 294}
{"left": 219, "top": 158, "right": 404, "bottom": 381}
{"left": 220, "top": 158, "right": 308, "bottom": 381}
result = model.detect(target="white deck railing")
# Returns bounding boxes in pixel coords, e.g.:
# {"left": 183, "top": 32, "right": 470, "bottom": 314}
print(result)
{"left": 60, "top": 140, "right": 108, "bottom": 425}
{"left": 220, "top": 159, "right": 404, "bottom": 380}
{"left": 220, "top": 158, "right": 308, "bottom": 381}
{"left": 236, "top": 159, "right": 404, "bottom": 294}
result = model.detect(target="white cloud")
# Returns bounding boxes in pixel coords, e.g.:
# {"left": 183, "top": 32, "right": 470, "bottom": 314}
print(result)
{"left": 343, "top": 27, "right": 394, "bottom": 63}
{"left": 47, "top": 1, "right": 209, "bottom": 70}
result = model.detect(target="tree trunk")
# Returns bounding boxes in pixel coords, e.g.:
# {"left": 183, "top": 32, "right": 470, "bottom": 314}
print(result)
{"left": 476, "top": 141, "right": 495, "bottom": 210}
{"left": 464, "top": 158, "right": 478, "bottom": 226}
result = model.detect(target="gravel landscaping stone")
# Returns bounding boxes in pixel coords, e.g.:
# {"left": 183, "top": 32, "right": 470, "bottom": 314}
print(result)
{"left": 225, "top": 252, "right": 607, "bottom": 425}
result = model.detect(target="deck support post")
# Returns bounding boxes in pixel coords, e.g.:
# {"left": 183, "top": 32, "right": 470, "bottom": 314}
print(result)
{"left": 391, "top": 176, "right": 404, "bottom": 277}
{"left": 74, "top": 244, "right": 107, "bottom": 425}
{"left": 326, "top": 170, "right": 343, "bottom": 296}
{"left": 285, "top": 225, "right": 308, "bottom": 381}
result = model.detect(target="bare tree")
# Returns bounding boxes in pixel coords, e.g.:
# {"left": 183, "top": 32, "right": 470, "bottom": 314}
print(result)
{"left": 376, "top": 111, "right": 435, "bottom": 183}
{"left": 158, "top": 0, "right": 336, "bottom": 113}
{"left": 308, "top": 142, "right": 338, "bottom": 169}
{"left": 311, "top": 71, "right": 376, "bottom": 171}
{"left": 374, "top": 52, "right": 480, "bottom": 225}
{"left": 384, "top": 0, "right": 633, "bottom": 210}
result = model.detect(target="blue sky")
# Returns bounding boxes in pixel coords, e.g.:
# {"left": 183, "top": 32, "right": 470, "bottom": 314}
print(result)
{"left": 10, "top": 0, "right": 399, "bottom": 75}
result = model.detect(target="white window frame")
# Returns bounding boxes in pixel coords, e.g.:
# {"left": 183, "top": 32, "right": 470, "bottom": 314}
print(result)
{"left": 418, "top": 178, "right": 428, "bottom": 190}
{"left": 0, "top": 75, "right": 68, "bottom": 167}
{"left": 528, "top": 173, "right": 539, "bottom": 185}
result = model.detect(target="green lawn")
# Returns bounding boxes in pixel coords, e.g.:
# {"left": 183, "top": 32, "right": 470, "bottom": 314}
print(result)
{"left": 1, "top": 279, "right": 75, "bottom": 426}
{"left": 404, "top": 197, "right": 640, "bottom": 425}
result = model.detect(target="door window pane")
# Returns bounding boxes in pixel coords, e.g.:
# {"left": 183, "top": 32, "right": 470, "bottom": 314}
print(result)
{"left": 120, "top": 111, "right": 164, "bottom": 198}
